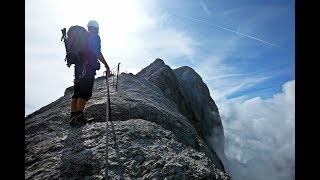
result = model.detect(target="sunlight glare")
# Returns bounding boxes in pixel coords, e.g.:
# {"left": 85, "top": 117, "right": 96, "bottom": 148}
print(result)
{"left": 51, "top": 0, "right": 151, "bottom": 49}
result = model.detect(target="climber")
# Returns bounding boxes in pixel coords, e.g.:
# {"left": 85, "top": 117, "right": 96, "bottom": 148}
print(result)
{"left": 68, "top": 20, "right": 110, "bottom": 126}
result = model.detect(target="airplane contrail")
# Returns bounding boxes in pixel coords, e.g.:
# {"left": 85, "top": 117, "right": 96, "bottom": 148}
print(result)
{"left": 171, "top": 13, "right": 278, "bottom": 47}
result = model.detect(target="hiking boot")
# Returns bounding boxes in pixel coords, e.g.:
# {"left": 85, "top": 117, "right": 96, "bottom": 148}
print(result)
{"left": 67, "top": 115, "right": 77, "bottom": 123}
{"left": 73, "top": 114, "right": 89, "bottom": 125}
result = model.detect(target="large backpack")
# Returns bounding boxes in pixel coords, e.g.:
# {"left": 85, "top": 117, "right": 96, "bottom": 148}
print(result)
{"left": 61, "top": 25, "right": 88, "bottom": 67}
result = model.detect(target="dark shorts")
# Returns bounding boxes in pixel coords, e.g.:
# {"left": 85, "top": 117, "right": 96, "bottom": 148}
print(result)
{"left": 72, "top": 64, "right": 96, "bottom": 101}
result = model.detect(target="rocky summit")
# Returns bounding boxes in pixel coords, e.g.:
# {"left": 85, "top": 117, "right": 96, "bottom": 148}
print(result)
{"left": 25, "top": 59, "right": 232, "bottom": 180}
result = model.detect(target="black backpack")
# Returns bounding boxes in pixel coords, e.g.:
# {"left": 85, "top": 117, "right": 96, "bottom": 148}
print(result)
{"left": 61, "top": 25, "right": 89, "bottom": 67}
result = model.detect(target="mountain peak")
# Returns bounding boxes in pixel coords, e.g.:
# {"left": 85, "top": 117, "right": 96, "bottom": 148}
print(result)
{"left": 153, "top": 58, "right": 165, "bottom": 65}
{"left": 136, "top": 58, "right": 170, "bottom": 78}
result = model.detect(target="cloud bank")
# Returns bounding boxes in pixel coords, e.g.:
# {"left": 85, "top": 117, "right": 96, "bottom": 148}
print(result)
{"left": 217, "top": 80, "right": 295, "bottom": 180}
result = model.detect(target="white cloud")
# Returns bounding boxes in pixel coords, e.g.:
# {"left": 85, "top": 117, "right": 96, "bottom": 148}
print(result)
{"left": 218, "top": 80, "right": 295, "bottom": 180}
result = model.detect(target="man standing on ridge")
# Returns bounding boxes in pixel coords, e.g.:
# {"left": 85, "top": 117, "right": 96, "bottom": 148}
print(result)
{"left": 69, "top": 20, "right": 110, "bottom": 126}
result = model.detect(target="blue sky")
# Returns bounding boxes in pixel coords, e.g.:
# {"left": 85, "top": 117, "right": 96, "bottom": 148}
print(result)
{"left": 26, "top": 0, "right": 295, "bottom": 179}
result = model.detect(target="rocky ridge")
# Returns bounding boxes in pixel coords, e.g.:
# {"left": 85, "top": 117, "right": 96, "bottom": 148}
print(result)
{"left": 25, "top": 59, "right": 231, "bottom": 180}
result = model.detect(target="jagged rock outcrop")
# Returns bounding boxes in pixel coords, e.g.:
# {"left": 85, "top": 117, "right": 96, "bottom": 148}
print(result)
{"left": 137, "top": 58, "right": 225, "bottom": 162}
{"left": 25, "top": 59, "right": 232, "bottom": 180}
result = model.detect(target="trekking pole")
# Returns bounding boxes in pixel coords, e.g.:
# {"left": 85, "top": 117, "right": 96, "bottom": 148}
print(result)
{"left": 61, "top": 28, "right": 71, "bottom": 68}
{"left": 61, "top": 28, "right": 66, "bottom": 47}
{"left": 105, "top": 70, "right": 111, "bottom": 179}
{"left": 116, "top": 63, "right": 120, "bottom": 91}
{"left": 60, "top": 28, "right": 67, "bottom": 57}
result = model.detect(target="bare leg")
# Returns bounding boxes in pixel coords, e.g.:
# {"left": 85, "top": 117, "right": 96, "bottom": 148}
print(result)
{"left": 77, "top": 98, "right": 87, "bottom": 111}
{"left": 71, "top": 98, "right": 78, "bottom": 112}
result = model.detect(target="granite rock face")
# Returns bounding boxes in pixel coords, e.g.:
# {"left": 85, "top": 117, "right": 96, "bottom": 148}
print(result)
{"left": 137, "top": 59, "right": 226, "bottom": 162}
{"left": 25, "top": 59, "right": 231, "bottom": 180}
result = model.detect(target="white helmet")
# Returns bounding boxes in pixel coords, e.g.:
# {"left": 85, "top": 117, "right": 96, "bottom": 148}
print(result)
{"left": 87, "top": 20, "right": 99, "bottom": 29}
